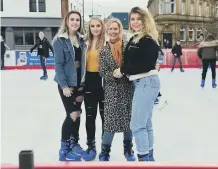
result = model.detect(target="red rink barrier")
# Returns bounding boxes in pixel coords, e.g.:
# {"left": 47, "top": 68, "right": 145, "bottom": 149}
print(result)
{"left": 3, "top": 48, "right": 218, "bottom": 70}
{"left": 160, "top": 48, "right": 218, "bottom": 68}
{"left": 1, "top": 163, "right": 218, "bottom": 169}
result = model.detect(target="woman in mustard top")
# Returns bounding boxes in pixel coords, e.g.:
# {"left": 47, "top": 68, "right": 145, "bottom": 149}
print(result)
{"left": 82, "top": 17, "right": 105, "bottom": 161}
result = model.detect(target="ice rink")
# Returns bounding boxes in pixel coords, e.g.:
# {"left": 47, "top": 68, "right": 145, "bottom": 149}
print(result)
{"left": 1, "top": 69, "right": 218, "bottom": 164}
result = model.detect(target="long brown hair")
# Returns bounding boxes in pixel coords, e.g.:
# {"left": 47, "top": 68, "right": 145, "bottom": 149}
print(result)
{"left": 56, "top": 10, "right": 84, "bottom": 37}
{"left": 86, "top": 17, "right": 105, "bottom": 52}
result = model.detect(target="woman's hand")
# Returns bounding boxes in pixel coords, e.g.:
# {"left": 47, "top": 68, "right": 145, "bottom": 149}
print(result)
{"left": 62, "top": 87, "right": 73, "bottom": 97}
{"left": 70, "top": 111, "right": 79, "bottom": 121}
{"left": 113, "top": 68, "right": 123, "bottom": 78}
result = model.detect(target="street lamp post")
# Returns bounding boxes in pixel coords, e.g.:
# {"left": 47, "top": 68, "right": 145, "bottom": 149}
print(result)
{"left": 82, "top": 0, "right": 85, "bottom": 29}
{"left": 61, "top": 0, "right": 69, "bottom": 19}
{"left": 92, "top": 0, "right": 94, "bottom": 16}
{"left": 97, "top": 4, "right": 101, "bottom": 15}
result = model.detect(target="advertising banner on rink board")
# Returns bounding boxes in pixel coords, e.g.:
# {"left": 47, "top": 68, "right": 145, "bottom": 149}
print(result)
{"left": 15, "top": 51, "right": 54, "bottom": 66}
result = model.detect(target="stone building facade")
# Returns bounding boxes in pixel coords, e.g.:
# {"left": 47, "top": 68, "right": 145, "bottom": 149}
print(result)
{"left": 148, "top": 0, "right": 218, "bottom": 47}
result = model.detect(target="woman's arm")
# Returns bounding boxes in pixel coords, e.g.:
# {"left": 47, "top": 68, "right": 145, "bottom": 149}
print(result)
{"left": 99, "top": 49, "right": 117, "bottom": 81}
{"left": 4, "top": 43, "right": 10, "bottom": 50}
{"left": 53, "top": 39, "right": 68, "bottom": 89}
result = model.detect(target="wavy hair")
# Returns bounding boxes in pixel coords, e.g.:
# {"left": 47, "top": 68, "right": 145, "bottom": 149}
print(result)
{"left": 128, "top": 7, "right": 158, "bottom": 43}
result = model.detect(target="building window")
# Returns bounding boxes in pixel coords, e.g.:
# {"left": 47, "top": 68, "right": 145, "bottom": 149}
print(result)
{"left": 159, "top": 0, "right": 164, "bottom": 14}
{"left": 14, "top": 28, "right": 44, "bottom": 46}
{"left": 190, "top": 0, "right": 194, "bottom": 15}
{"left": 35, "top": 32, "right": 40, "bottom": 42}
{"left": 206, "top": 3, "right": 210, "bottom": 17}
{"left": 181, "top": 0, "right": 186, "bottom": 15}
{"left": 189, "top": 28, "right": 194, "bottom": 41}
{"left": 215, "top": 5, "right": 218, "bottom": 17}
{"left": 198, "top": 2, "right": 202, "bottom": 16}
{"left": 38, "top": 0, "right": 46, "bottom": 12}
{"left": 25, "top": 32, "right": 34, "bottom": 45}
{"left": 1, "top": 27, "right": 5, "bottom": 41}
{"left": 14, "top": 31, "right": 24, "bottom": 45}
{"left": 52, "top": 28, "right": 59, "bottom": 38}
{"left": 170, "top": 0, "right": 175, "bottom": 14}
{"left": 29, "top": 0, "right": 37, "bottom": 12}
{"left": 160, "top": 0, "right": 176, "bottom": 14}
{"left": 0, "top": 0, "right": 3, "bottom": 11}
{"left": 180, "top": 27, "right": 186, "bottom": 41}
{"left": 196, "top": 28, "right": 202, "bottom": 40}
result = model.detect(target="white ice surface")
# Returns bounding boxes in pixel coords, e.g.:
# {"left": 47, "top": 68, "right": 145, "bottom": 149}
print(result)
{"left": 1, "top": 69, "right": 218, "bottom": 164}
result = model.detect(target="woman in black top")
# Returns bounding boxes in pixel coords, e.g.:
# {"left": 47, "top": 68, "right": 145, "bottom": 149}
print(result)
{"left": 117, "top": 7, "right": 161, "bottom": 161}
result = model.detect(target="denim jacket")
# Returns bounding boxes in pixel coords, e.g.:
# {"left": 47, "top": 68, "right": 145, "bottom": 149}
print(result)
{"left": 53, "top": 32, "right": 87, "bottom": 89}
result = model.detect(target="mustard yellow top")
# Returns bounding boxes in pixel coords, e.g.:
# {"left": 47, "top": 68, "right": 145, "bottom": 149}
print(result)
{"left": 86, "top": 49, "right": 99, "bottom": 72}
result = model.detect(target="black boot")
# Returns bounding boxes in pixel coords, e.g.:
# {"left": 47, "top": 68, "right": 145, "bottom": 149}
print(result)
{"left": 137, "top": 154, "right": 149, "bottom": 161}
{"left": 123, "top": 140, "right": 136, "bottom": 161}
{"left": 158, "top": 92, "right": 162, "bottom": 97}
{"left": 99, "top": 144, "right": 111, "bottom": 161}
{"left": 82, "top": 139, "right": 97, "bottom": 161}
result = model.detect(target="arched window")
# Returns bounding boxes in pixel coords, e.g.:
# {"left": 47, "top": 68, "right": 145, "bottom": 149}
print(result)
{"left": 189, "top": 28, "right": 194, "bottom": 41}
{"left": 159, "top": 0, "right": 164, "bottom": 14}
{"left": 180, "top": 27, "right": 186, "bottom": 41}
{"left": 181, "top": 0, "right": 186, "bottom": 15}
{"left": 190, "top": 0, "right": 194, "bottom": 15}
{"left": 199, "top": 2, "right": 202, "bottom": 16}
{"left": 206, "top": 3, "right": 210, "bottom": 17}
{"left": 196, "top": 28, "right": 202, "bottom": 40}
{"left": 163, "top": 0, "right": 176, "bottom": 14}
{"left": 170, "top": 0, "right": 176, "bottom": 13}
{"left": 215, "top": 4, "right": 218, "bottom": 17}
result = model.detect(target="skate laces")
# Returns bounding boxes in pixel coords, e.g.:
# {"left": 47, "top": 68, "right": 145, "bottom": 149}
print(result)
{"left": 71, "top": 143, "right": 82, "bottom": 149}
{"left": 86, "top": 146, "right": 96, "bottom": 154}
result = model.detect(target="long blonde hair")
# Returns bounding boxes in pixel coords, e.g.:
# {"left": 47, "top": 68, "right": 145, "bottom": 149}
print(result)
{"left": 106, "top": 18, "right": 123, "bottom": 39}
{"left": 128, "top": 7, "right": 158, "bottom": 43}
{"left": 55, "top": 11, "right": 84, "bottom": 38}
{"left": 86, "top": 17, "right": 105, "bottom": 52}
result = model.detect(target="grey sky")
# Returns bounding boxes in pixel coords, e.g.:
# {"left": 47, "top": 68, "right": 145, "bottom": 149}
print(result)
{"left": 71, "top": 0, "right": 148, "bottom": 20}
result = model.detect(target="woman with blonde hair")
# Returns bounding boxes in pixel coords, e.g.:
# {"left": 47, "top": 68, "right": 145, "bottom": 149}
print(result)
{"left": 117, "top": 7, "right": 161, "bottom": 161}
{"left": 99, "top": 18, "right": 135, "bottom": 161}
{"left": 53, "top": 10, "right": 87, "bottom": 161}
{"left": 82, "top": 17, "right": 105, "bottom": 161}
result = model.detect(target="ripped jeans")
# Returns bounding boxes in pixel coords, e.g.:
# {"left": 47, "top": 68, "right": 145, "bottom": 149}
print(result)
{"left": 58, "top": 85, "right": 84, "bottom": 142}
{"left": 84, "top": 72, "right": 104, "bottom": 142}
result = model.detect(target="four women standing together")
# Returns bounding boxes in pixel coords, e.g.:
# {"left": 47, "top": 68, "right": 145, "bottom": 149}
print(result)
{"left": 53, "top": 6, "right": 160, "bottom": 162}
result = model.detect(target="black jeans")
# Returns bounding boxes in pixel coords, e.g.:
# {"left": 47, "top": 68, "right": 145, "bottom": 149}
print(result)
{"left": 58, "top": 85, "right": 84, "bottom": 141}
{"left": 202, "top": 59, "right": 216, "bottom": 80}
{"left": 172, "top": 56, "right": 183, "bottom": 69}
{"left": 1, "top": 54, "right": 5, "bottom": 68}
{"left": 84, "top": 72, "right": 104, "bottom": 142}
{"left": 40, "top": 55, "right": 47, "bottom": 76}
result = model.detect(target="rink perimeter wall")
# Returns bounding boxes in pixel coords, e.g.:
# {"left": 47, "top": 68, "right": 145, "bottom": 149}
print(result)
{"left": 2, "top": 163, "right": 218, "bottom": 169}
{"left": 2, "top": 49, "right": 218, "bottom": 70}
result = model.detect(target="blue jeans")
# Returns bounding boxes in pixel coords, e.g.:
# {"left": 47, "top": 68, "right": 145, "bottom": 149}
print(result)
{"left": 130, "top": 75, "right": 160, "bottom": 155}
{"left": 40, "top": 55, "right": 47, "bottom": 76}
{"left": 102, "top": 131, "right": 132, "bottom": 145}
